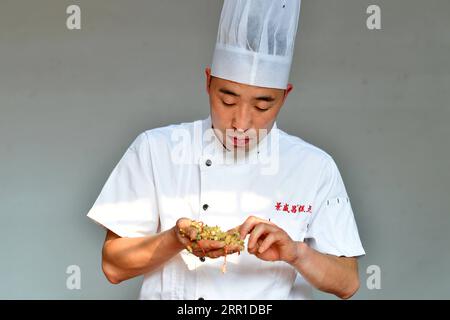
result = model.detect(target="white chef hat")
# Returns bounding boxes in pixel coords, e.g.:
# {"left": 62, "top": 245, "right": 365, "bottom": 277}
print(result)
{"left": 211, "top": 0, "right": 301, "bottom": 89}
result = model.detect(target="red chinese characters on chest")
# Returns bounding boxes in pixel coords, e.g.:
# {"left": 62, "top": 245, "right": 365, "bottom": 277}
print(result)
{"left": 275, "top": 202, "right": 312, "bottom": 214}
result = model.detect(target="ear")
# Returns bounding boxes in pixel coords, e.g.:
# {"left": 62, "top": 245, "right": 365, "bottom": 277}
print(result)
{"left": 281, "top": 83, "right": 293, "bottom": 103}
{"left": 205, "top": 67, "right": 212, "bottom": 94}
{"left": 285, "top": 83, "right": 294, "bottom": 97}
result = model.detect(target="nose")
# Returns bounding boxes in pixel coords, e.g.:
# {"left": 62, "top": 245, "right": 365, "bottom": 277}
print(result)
{"left": 232, "top": 105, "right": 252, "bottom": 133}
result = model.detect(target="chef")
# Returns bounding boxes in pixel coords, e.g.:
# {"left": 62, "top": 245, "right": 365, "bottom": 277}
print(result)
{"left": 87, "top": 0, "right": 365, "bottom": 300}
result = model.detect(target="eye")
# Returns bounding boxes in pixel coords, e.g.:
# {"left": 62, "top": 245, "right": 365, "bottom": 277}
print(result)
{"left": 222, "top": 100, "right": 235, "bottom": 106}
{"left": 255, "top": 106, "right": 269, "bottom": 112}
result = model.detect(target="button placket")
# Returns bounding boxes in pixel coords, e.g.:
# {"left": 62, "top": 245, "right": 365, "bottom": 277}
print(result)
{"left": 196, "top": 154, "right": 217, "bottom": 299}
{"left": 199, "top": 156, "right": 214, "bottom": 220}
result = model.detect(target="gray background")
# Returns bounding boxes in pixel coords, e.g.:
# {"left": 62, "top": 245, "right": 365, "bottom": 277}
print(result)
{"left": 1, "top": 0, "right": 449, "bottom": 299}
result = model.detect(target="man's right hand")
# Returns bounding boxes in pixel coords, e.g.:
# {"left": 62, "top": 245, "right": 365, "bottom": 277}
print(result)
{"left": 174, "top": 218, "right": 228, "bottom": 259}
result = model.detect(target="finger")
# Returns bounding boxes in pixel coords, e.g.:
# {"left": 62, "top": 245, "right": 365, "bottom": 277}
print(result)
{"left": 257, "top": 233, "right": 279, "bottom": 254}
{"left": 190, "top": 242, "right": 207, "bottom": 257}
{"left": 239, "top": 216, "right": 276, "bottom": 240}
{"left": 238, "top": 216, "right": 264, "bottom": 240}
{"left": 206, "top": 249, "right": 226, "bottom": 259}
{"left": 225, "top": 243, "right": 244, "bottom": 252}
{"left": 206, "top": 246, "right": 241, "bottom": 259}
{"left": 192, "top": 250, "right": 206, "bottom": 258}
{"left": 197, "top": 239, "right": 226, "bottom": 250}
{"left": 184, "top": 242, "right": 200, "bottom": 255}
{"left": 176, "top": 218, "right": 201, "bottom": 242}
{"left": 184, "top": 241, "right": 210, "bottom": 258}
{"left": 248, "top": 223, "right": 278, "bottom": 250}
{"left": 221, "top": 244, "right": 243, "bottom": 255}
{"left": 176, "top": 218, "right": 193, "bottom": 229}
{"left": 248, "top": 238, "right": 264, "bottom": 255}
{"left": 247, "top": 224, "right": 268, "bottom": 249}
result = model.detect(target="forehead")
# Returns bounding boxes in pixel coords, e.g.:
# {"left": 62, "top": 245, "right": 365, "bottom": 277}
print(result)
{"left": 211, "top": 76, "right": 284, "bottom": 97}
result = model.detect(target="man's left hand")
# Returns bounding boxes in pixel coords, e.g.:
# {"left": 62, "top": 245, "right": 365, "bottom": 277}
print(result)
{"left": 238, "top": 216, "right": 303, "bottom": 264}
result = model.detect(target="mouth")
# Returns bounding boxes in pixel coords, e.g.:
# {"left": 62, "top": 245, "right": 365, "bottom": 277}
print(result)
{"left": 230, "top": 136, "right": 250, "bottom": 146}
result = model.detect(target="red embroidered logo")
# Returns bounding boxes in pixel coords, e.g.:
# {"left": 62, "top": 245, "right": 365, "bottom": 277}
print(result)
{"left": 275, "top": 202, "right": 312, "bottom": 214}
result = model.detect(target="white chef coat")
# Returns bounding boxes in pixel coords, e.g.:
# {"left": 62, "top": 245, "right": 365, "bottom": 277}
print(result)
{"left": 87, "top": 115, "right": 365, "bottom": 300}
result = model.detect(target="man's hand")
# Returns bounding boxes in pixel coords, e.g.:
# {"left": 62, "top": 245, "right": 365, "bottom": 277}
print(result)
{"left": 201, "top": 226, "right": 245, "bottom": 259}
{"left": 238, "top": 216, "right": 301, "bottom": 264}
{"left": 237, "top": 216, "right": 360, "bottom": 299}
{"left": 175, "top": 218, "right": 230, "bottom": 259}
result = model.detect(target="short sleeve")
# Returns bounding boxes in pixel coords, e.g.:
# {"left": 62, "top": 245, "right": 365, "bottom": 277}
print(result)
{"left": 87, "top": 132, "right": 159, "bottom": 238}
{"left": 304, "top": 157, "right": 365, "bottom": 257}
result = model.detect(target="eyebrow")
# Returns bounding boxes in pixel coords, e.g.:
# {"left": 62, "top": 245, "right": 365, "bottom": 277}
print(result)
{"left": 219, "top": 88, "right": 276, "bottom": 102}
